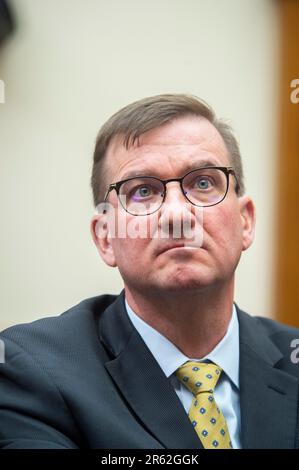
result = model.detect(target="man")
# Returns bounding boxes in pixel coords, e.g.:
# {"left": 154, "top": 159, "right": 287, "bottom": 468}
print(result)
{"left": 0, "top": 94, "right": 299, "bottom": 449}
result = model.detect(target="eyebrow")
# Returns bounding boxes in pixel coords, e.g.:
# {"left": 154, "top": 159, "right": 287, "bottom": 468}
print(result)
{"left": 119, "top": 158, "right": 222, "bottom": 181}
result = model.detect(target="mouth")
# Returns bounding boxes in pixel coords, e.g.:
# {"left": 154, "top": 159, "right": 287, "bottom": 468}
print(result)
{"left": 158, "top": 243, "right": 199, "bottom": 255}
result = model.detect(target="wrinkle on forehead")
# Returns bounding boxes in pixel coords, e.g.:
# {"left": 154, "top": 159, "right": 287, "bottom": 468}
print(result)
{"left": 105, "top": 116, "right": 230, "bottom": 183}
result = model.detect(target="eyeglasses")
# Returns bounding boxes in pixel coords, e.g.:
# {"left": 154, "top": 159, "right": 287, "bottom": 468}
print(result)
{"left": 103, "top": 166, "right": 239, "bottom": 216}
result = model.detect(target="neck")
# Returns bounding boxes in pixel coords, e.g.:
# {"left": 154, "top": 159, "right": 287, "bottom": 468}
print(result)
{"left": 124, "top": 280, "right": 235, "bottom": 358}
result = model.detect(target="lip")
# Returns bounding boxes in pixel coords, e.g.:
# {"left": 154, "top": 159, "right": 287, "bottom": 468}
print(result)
{"left": 158, "top": 243, "right": 194, "bottom": 255}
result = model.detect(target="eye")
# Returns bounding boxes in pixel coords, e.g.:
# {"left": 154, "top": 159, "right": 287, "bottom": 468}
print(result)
{"left": 131, "top": 185, "right": 154, "bottom": 200}
{"left": 137, "top": 186, "right": 151, "bottom": 197}
{"left": 195, "top": 177, "right": 212, "bottom": 190}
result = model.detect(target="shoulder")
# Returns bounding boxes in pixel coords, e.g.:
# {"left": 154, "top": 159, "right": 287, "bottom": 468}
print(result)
{"left": 236, "top": 302, "right": 299, "bottom": 337}
{"left": 236, "top": 305, "right": 299, "bottom": 372}
{"left": 0, "top": 293, "right": 118, "bottom": 366}
{"left": 254, "top": 314, "right": 299, "bottom": 355}
{"left": 245, "top": 311, "right": 299, "bottom": 339}
{"left": 0, "top": 294, "right": 119, "bottom": 449}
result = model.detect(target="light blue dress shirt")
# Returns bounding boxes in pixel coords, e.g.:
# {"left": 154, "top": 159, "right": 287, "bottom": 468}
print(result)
{"left": 125, "top": 298, "right": 241, "bottom": 449}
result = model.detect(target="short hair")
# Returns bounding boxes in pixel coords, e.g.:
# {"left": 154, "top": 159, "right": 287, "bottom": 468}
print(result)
{"left": 91, "top": 93, "right": 245, "bottom": 206}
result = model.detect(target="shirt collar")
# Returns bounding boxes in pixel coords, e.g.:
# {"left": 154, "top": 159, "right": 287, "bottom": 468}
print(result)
{"left": 125, "top": 298, "right": 240, "bottom": 389}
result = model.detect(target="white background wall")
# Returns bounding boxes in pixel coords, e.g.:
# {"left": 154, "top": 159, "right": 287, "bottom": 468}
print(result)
{"left": 0, "top": 0, "right": 279, "bottom": 329}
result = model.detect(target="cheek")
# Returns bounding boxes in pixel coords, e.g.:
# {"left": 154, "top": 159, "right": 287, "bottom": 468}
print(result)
{"left": 108, "top": 211, "right": 154, "bottom": 263}
{"left": 110, "top": 236, "right": 150, "bottom": 266}
{"left": 203, "top": 205, "right": 243, "bottom": 247}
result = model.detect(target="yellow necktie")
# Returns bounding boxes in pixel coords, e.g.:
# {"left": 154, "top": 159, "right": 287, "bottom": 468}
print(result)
{"left": 176, "top": 361, "right": 233, "bottom": 449}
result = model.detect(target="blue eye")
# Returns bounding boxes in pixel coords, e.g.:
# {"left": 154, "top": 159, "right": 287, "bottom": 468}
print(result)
{"left": 196, "top": 178, "right": 211, "bottom": 190}
{"left": 137, "top": 186, "right": 151, "bottom": 197}
{"left": 131, "top": 185, "right": 153, "bottom": 200}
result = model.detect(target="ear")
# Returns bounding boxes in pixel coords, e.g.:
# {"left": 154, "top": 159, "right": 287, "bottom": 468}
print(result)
{"left": 90, "top": 212, "right": 117, "bottom": 267}
{"left": 238, "top": 195, "right": 256, "bottom": 251}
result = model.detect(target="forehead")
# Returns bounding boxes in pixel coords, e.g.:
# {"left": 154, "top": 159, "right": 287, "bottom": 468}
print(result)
{"left": 105, "top": 116, "right": 230, "bottom": 181}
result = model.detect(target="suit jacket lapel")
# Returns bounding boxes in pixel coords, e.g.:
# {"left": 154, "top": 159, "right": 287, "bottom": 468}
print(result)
{"left": 98, "top": 290, "right": 202, "bottom": 449}
{"left": 237, "top": 307, "right": 298, "bottom": 449}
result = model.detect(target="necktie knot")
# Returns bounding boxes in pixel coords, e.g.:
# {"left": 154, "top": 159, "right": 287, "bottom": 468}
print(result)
{"left": 175, "top": 361, "right": 222, "bottom": 396}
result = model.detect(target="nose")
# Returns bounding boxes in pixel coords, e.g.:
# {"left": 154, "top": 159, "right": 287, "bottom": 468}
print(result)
{"left": 163, "top": 180, "right": 188, "bottom": 204}
{"left": 158, "top": 181, "right": 196, "bottom": 237}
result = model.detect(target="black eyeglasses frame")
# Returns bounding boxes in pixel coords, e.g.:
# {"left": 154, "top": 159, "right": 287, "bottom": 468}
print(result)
{"left": 103, "top": 166, "right": 240, "bottom": 216}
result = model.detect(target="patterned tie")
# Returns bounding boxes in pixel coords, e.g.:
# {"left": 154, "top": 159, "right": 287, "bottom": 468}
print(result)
{"left": 176, "top": 361, "right": 233, "bottom": 449}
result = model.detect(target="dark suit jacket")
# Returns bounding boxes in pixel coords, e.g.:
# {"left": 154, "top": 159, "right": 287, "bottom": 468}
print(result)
{"left": 0, "top": 290, "right": 299, "bottom": 449}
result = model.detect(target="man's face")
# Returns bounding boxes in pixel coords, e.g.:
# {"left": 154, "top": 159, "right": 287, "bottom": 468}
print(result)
{"left": 91, "top": 115, "right": 255, "bottom": 295}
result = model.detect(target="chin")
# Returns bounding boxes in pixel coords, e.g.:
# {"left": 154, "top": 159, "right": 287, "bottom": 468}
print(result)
{"left": 161, "top": 270, "right": 215, "bottom": 292}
